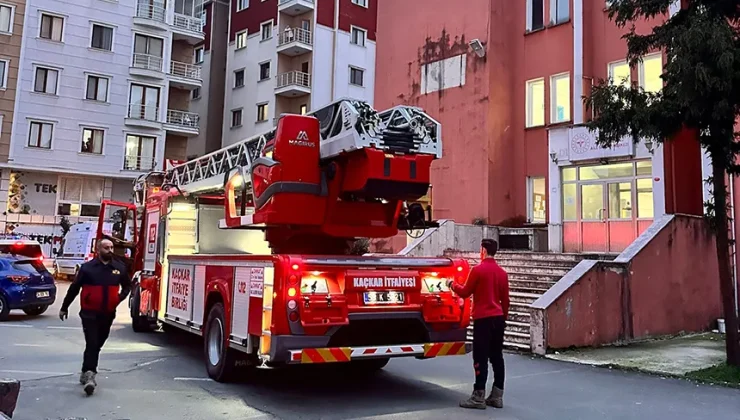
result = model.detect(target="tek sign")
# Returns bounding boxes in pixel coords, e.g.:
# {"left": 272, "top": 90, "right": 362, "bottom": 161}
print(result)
{"left": 346, "top": 271, "right": 420, "bottom": 290}
{"left": 567, "top": 126, "right": 634, "bottom": 162}
{"left": 168, "top": 264, "right": 194, "bottom": 320}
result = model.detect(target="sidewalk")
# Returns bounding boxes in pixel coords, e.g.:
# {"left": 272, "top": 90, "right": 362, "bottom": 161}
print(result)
{"left": 545, "top": 333, "right": 738, "bottom": 386}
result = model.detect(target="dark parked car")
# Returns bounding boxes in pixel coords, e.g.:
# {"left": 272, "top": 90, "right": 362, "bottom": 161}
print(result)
{"left": 0, "top": 254, "right": 56, "bottom": 320}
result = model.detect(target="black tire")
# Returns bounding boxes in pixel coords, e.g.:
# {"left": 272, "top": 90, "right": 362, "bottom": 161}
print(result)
{"left": 0, "top": 294, "right": 9, "bottom": 321}
{"left": 22, "top": 305, "right": 49, "bottom": 316}
{"left": 130, "top": 286, "right": 153, "bottom": 333}
{"left": 350, "top": 357, "right": 390, "bottom": 372}
{"left": 203, "top": 303, "right": 250, "bottom": 382}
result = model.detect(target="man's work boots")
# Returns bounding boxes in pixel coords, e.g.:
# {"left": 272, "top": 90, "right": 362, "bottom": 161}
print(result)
{"left": 82, "top": 371, "right": 97, "bottom": 396}
{"left": 486, "top": 387, "right": 504, "bottom": 408}
{"left": 79, "top": 372, "right": 86, "bottom": 385}
{"left": 459, "top": 390, "right": 486, "bottom": 409}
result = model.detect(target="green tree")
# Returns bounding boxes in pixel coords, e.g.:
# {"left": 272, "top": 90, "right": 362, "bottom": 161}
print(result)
{"left": 585, "top": 0, "right": 740, "bottom": 365}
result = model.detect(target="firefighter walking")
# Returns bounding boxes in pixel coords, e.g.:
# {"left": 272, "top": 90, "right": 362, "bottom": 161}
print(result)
{"left": 59, "top": 239, "right": 131, "bottom": 396}
{"left": 447, "top": 238, "right": 510, "bottom": 410}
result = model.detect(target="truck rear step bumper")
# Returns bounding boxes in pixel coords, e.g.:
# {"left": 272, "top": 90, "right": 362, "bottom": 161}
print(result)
{"left": 287, "top": 341, "right": 471, "bottom": 364}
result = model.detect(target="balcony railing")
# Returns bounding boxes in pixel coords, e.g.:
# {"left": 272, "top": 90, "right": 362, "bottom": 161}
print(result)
{"left": 124, "top": 156, "right": 157, "bottom": 172}
{"left": 278, "top": 27, "right": 312, "bottom": 46}
{"left": 132, "top": 53, "right": 163, "bottom": 72}
{"left": 166, "top": 109, "right": 200, "bottom": 129}
{"left": 277, "top": 71, "right": 311, "bottom": 89}
{"left": 173, "top": 13, "right": 204, "bottom": 33}
{"left": 127, "top": 104, "right": 159, "bottom": 122}
{"left": 170, "top": 61, "right": 202, "bottom": 80}
{"left": 135, "top": 2, "right": 166, "bottom": 23}
{"left": 279, "top": 0, "right": 314, "bottom": 4}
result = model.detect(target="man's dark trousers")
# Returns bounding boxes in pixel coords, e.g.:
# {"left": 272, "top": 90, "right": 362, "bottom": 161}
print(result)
{"left": 81, "top": 313, "right": 116, "bottom": 373}
{"left": 472, "top": 315, "right": 506, "bottom": 391}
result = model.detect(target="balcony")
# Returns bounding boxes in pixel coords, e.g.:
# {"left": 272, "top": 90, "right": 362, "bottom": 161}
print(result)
{"left": 130, "top": 53, "right": 165, "bottom": 79}
{"left": 278, "top": 0, "right": 314, "bottom": 16}
{"left": 125, "top": 104, "right": 162, "bottom": 129}
{"left": 164, "top": 109, "right": 200, "bottom": 136}
{"left": 171, "top": 13, "right": 205, "bottom": 44}
{"left": 276, "top": 71, "right": 311, "bottom": 97}
{"left": 123, "top": 156, "right": 157, "bottom": 172}
{"left": 277, "top": 28, "right": 312, "bottom": 57}
{"left": 169, "top": 61, "right": 202, "bottom": 89}
{"left": 134, "top": 2, "right": 168, "bottom": 31}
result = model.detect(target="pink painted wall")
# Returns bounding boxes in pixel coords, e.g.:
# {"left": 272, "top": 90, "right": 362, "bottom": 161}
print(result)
{"left": 542, "top": 215, "right": 722, "bottom": 350}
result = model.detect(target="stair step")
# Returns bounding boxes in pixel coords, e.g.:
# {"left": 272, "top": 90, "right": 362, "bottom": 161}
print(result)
{"left": 507, "top": 271, "right": 562, "bottom": 282}
{"left": 495, "top": 258, "right": 578, "bottom": 268}
{"left": 507, "top": 311, "right": 530, "bottom": 323}
{"left": 510, "top": 291, "right": 542, "bottom": 305}
{"left": 505, "top": 320, "right": 530, "bottom": 334}
{"left": 510, "top": 287, "right": 550, "bottom": 296}
{"left": 504, "top": 341, "right": 531, "bottom": 351}
{"left": 497, "top": 251, "right": 584, "bottom": 262}
{"left": 498, "top": 265, "right": 572, "bottom": 276}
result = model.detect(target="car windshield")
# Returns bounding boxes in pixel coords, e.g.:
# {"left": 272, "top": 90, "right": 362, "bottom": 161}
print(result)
{"left": 12, "top": 260, "right": 47, "bottom": 274}
{"left": 0, "top": 244, "right": 43, "bottom": 258}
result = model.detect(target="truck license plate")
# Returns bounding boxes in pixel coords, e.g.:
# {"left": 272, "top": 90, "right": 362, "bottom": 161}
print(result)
{"left": 363, "top": 291, "right": 404, "bottom": 305}
{"left": 36, "top": 291, "right": 50, "bottom": 298}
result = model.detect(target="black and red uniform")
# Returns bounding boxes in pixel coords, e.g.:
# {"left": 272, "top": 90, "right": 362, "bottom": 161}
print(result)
{"left": 61, "top": 258, "right": 131, "bottom": 374}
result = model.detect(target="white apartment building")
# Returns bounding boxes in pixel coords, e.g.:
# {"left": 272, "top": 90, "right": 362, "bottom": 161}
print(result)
{"left": 0, "top": 0, "right": 204, "bottom": 255}
{"left": 221, "top": 0, "right": 377, "bottom": 147}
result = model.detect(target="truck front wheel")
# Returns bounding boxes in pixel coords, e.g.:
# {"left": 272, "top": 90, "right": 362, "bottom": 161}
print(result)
{"left": 204, "top": 303, "right": 249, "bottom": 382}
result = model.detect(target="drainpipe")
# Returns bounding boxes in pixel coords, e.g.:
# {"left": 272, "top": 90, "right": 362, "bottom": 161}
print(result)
{"left": 330, "top": 0, "right": 339, "bottom": 101}
{"left": 731, "top": 176, "right": 739, "bottom": 316}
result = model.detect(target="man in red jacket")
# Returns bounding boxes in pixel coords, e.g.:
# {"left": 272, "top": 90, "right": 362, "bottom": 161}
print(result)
{"left": 447, "top": 238, "right": 510, "bottom": 410}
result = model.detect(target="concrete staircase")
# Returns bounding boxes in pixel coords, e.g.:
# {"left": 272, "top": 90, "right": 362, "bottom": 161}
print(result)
{"left": 449, "top": 251, "right": 584, "bottom": 351}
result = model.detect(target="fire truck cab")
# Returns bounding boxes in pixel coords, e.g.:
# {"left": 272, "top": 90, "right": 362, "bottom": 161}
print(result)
{"left": 110, "top": 99, "right": 472, "bottom": 382}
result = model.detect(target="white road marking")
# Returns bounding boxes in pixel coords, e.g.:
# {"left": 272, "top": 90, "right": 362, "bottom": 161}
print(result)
{"left": 46, "top": 326, "right": 82, "bottom": 330}
{"left": 13, "top": 343, "right": 47, "bottom": 347}
{"left": 0, "top": 369, "right": 73, "bottom": 375}
{"left": 137, "top": 357, "right": 168, "bottom": 368}
{"left": 0, "top": 324, "right": 33, "bottom": 328}
{"left": 173, "top": 377, "right": 212, "bottom": 382}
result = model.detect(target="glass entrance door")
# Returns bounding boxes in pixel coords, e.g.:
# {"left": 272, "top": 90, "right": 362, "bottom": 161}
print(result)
{"left": 580, "top": 183, "right": 607, "bottom": 252}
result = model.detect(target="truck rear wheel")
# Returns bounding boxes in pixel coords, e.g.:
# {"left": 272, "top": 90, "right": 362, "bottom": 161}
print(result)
{"left": 204, "top": 303, "right": 250, "bottom": 382}
{"left": 130, "top": 286, "right": 153, "bottom": 333}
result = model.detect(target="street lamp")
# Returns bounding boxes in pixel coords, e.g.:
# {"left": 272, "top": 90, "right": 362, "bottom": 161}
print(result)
{"left": 644, "top": 138, "right": 655, "bottom": 155}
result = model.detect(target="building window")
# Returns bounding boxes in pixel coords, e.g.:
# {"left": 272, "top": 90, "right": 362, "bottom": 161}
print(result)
{"left": 525, "top": 78, "right": 545, "bottom": 127}
{"left": 259, "top": 62, "right": 270, "bottom": 81}
{"left": 552, "top": 0, "right": 569, "bottom": 24}
{"left": 128, "top": 83, "right": 160, "bottom": 120}
{"left": 257, "top": 103, "right": 268, "bottom": 122}
{"left": 192, "top": 87, "right": 201, "bottom": 99}
{"left": 39, "top": 13, "right": 64, "bottom": 42}
{"left": 351, "top": 0, "right": 368, "bottom": 7}
{"left": 28, "top": 121, "right": 53, "bottom": 149}
{"left": 350, "top": 67, "right": 364, "bottom": 86}
{"left": 231, "top": 109, "right": 242, "bottom": 127}
{"left": 194, "top": 47, "right": 204, "bottom": 64}
{"left": 133, "top": 33, "right": 164, "bottom": 70}
{"left": 527, "top": 0, "right": 544, "bottom": 31}
{"left": 261, "top": 21, "right": 272, "bottom": 41}
{"left": 81, "top": 128, "right": 104, "bottom": 154}
{"left": 236, "top": 30, "right": 247, "bottom": 49}
{"left": 91, "top": 24, "right": 113, "bottom": 51}
{"left": 234, "top": 69, "right": 244, "bottom": 87}
{"left": 528, "top": 177, "right": 546, "bottom": 223}
{"left": 637, "top": 178, "right": 654, "bottom": 218}
{"left": 550, "top": 73, "right": 570, "bottom": 123}
{"left": 85, "top": 75, "right": 109, "bottom": 102}
{"left": 237, "top": 0, "right": 249, "bottom": 11}
{"left": 0, "top": 5, "right": 13, "bottom": 34}
{"left": 300, "top": 104, "right": 307, "bottom": 115}
{"left": 608, "top": 60, "right": 630, "bottom": 88}
{"left": 58, "top": 178, "right": 104, "bottom": 217}
{"left": 124, "top": 134, "right": 156, "bottom": 171}
{"left": 351, "top": 26, "right": 366, "bottom": 46}
{"left": 34, "top": 67, "right": 59, "bottom": 95}
{"left": 0, "top": 60, "right": 7, "bottom": 89}
{"left": 639, "top": 54, "right": 663, "bottom": 94}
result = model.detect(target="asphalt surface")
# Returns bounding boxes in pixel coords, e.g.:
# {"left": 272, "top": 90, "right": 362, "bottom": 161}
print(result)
{"left": 1, "top": 282, "right": 739, "bottom": 420}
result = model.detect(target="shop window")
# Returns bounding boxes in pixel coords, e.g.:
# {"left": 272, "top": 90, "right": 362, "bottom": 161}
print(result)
{"left": 562, "top": 167, "right": 577, "bottom": 182}
{"left": 579, "top": 162, "right": 633, "bottom": 180}
{"left": 528, "top": 177, "right": 546, "bottom": 223}
{"left": 57, "top": 177, "right": 104, "bottom": 217}
{"left": 636, "top": 160, "right": 652, "bottom": 176}
{"left": 608, "top": 182, "right": 632, "bottom": 219}
{"left": 563, "top": 183, "right": 577, "bottom": 220}
{"left": 637, "top": 178, "right": 654, "bottom": 218}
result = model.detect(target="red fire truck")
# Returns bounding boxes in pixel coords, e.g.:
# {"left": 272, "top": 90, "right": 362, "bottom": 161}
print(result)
{"left": 97, "top": 99, "right": 472, "bottom": 382}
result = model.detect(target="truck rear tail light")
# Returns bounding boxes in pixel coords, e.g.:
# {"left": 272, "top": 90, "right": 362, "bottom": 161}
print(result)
{"left": 288, "top": 311, "right": 299, "bottom": 322}
{"left": 287, "top": 300, "right": 297, "bottom": 310}
{"left": 288, "top": 287, "right": 297, "bottom": 297}
{"left": 457, "top": 266, "right": 463, "bottom": 272}
{"left": 289, "top": 274, "right": 298, "bottom": 285}
{"left": 291, "top": 264, "right": 299, "bottom": 271}
{"left": 9, "top": 275, "right": 29, "bottom": 284}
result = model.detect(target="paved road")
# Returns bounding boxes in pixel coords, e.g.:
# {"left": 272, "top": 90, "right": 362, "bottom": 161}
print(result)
{"left": 1, "top": 282, "right": 739, "bottom": 420}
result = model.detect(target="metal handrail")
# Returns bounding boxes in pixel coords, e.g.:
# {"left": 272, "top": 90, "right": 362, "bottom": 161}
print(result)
{"left": 173, "top": 13, "right": 204, "bottom": 33}
{"left": 167, "top": 109, "right": 200, "bottom": 129}
{"left": 124, "top": 156, "right": 157, "bottom": 171}
{"left": 277, "top": 71, "right": 311, "bottom": 89}
{"left": 127, "top": 104, "right": 159, "bottom": 121}
{"left": 132, "top": 53, "right": 163, "bottom": 72}
{"left": 170, "top": 61, "right": 202, "bottom": 80}
{"left": 278, "top": 27, "right": 312, "bottom": 46}
{"left": 135, "top": 2, "right": 166, "bottom": 22}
